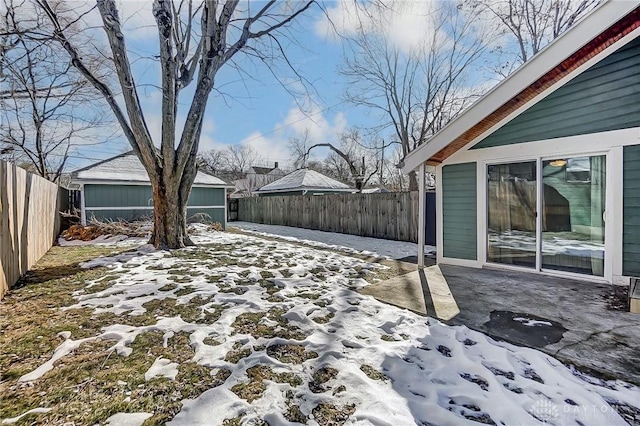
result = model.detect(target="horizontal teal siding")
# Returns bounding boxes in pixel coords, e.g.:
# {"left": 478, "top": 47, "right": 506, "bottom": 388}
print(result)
{"left": 188, "top": 187, "right": 225, "bottom": 206}
{"left": 542, "top": 160, "right": 604, "bottom": 229}
{"left": 84, "top": 184, "right": 226, "bottom": 224}
{"left": 85, "top": 184, "right": 225, "bottom": 208}
{"left": 442, "top": 163, "right": 477, "bottom": 260}
{"left": 186, "top": 208, "right": 225, "bottom": 226}
{"left": 623, "top": 145, "right": 640, "bottom": 276}
{"left": 85, "top": 184, "right": 152, "bottom": 208}
{"left": 474, "top": 36, "right": 640, "bottom": 149}
{"left": 86, "top": 209, "right": 153, "bottom": 222}
{"left": 86, "top": 207, "right": 225, "bottom": 226}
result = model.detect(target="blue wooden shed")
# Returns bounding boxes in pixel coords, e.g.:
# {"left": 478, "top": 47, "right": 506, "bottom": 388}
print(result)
{"left": 71, "top": 151, "right": 229, "bottom": 227}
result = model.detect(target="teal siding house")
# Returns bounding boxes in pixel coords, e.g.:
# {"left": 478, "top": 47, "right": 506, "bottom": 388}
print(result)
{"left": 403, "top": 2, "right": 640, "bottom": 285}
{"left": 71, "top": 151, "right": 229, "bottom": 227}
{"left": 256, "top": 168, "right": 354, "bottom": 196}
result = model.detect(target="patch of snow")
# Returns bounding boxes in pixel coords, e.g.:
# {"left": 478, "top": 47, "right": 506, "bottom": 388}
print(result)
{"left": 145, "top": 357, "right": 179, "bottom": 381}
{"left": 80, "top": 244, "right": 157, "bottom": 269}
{"left": 1, "top": 408, "right": 51, "bottom": 424}
{"left": 231, "top": 222, "right": 436, "bottom": 260}
{"left": 58, "top": 235, "right": 147, "bottom": 247}
{"left": 18, "top": 335, "right": 97, "bottom": 382}
{"left": 57, "top": 331, "right": 72, "bottom": 340}
{"left": 20, "top": 230, "right": 640, "bottom": 425}
{"left": 513, "top": 317, "right": 554, "bottom": 327}
{"left": 105, "top": 412, "right": 152, "bottom": 426}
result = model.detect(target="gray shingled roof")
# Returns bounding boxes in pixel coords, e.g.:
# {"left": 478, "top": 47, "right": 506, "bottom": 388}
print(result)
{"left": 257, "top": 168, "right": 353, "bottom": 193}
{"left": 71, "top": 151, "right": 228, "bottom": 186}
{"left": 250, "top": 166, "right": 275, "bottom": 175}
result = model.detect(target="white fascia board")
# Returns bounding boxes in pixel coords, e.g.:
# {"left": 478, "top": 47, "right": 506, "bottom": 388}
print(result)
{"left": 402, "top": 0, "right": 639, "bottom": 173}
{"left": 445, "top": 127, "right": 640, "bottom": 165}
{"left": 445, "top": 25, "right": 640, "bottom": 164}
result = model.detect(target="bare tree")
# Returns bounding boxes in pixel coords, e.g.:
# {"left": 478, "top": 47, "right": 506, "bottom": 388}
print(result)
{"left": 197, "top": 148, "right": 225, "bottom": 175}
{"left": 340, "top": 2, "right": 490, "bottom": 190}
{"left": 31, "top": 0, "right": 314, "bottom": 248}
{"left": 322, "top": 150, "right": 353, "bottom": 183}
{"left": 470, "top": 0, "right": 600, "bottom": 75}
{"left": 0, "top": 0, "right": 112, "bottom": 182}
{"left": 382, "top": 146, "right": 408, "bottom": 191}
{"left": 287, "top": 129, "right": 312, "bottom": 169}
{"left": 301, "top": 128, "right": 379, "bottom": 192}
{"left": 223, "top": 144, "right": 258, "bottom": 176}
{"left": 198, "top": 144, "right": 258, "bottom": 181}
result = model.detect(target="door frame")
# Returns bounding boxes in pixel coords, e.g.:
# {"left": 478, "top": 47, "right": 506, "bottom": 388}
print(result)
{"left": 437, "top": 127, "right": 637, "bottom": 284}
{"left": 484, "top": 153, "right": 611, "bottom": 282}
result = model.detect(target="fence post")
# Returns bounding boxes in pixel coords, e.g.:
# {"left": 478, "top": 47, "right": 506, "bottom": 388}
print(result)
{"left": 418, "top": 163, "right": 426, "bottom": 268}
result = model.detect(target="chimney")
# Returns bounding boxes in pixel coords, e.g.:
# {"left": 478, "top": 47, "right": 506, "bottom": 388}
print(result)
{"left": 274, "top": 162, "right": 279, "bottom": 169}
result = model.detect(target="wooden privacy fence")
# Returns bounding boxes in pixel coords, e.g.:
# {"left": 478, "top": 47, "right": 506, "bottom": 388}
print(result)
{"left": 0, "top": 161, "right": 65, "bottom": 298}
{"left": 238, "top": 191, "right": 435, "bottom": 243}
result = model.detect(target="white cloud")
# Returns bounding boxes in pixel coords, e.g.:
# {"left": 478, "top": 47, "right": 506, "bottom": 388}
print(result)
{"left": 117, "top": 1, "right": 159, "bottom": 41}
{"left": 315, "top": 0, "right": 439, "bottom": 54}
{"left": 230, "top": 102, "right": 348, "bottom": 168}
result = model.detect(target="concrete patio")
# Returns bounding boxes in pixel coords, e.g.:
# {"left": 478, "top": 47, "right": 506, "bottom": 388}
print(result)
{"left": 362, "top": 263, "right": 640, "bottom": 386}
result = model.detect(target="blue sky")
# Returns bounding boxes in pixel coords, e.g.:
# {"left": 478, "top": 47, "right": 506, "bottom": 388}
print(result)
{"left": 66, "top": 1, "right": 369, "bottom": 170}
{"left": 65, "top": 0, "right": 505, "bottom": 171}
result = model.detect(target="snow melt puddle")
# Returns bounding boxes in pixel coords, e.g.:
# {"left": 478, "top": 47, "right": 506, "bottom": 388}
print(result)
{"left": 514, "top": 316, "right": 554, "bottom": 327}
{"left": 18, "top": 231, "right": 640, "bottom": 425}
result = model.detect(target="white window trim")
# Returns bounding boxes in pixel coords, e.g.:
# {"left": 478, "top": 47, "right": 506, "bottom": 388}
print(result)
{"left": 437, "top": 127, "right": 640, "bottom": 284}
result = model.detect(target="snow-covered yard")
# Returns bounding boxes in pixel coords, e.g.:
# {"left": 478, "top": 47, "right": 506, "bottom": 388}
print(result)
{"left": 1, "top": 227, "right": 639, "bottom": 425}
{"left": 231, "top": 222, "right": 436, "bottom": 260}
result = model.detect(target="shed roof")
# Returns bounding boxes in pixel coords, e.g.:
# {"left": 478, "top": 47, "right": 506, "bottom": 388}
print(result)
{"left": 249, "top": 166, "right": 275, "bottom": 175}
{"left": 71, "top": 151, "right": 228, "bottom": 186}
{"left": 402, "top": 1, "right": 640, "bottom": 171}
{"left": 256, "top": 168, "right": 353, "bottom": 193}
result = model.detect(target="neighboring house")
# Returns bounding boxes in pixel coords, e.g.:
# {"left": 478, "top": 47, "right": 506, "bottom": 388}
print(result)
{"left": 230, "top": 163, "right": 286, "bottom": 198}
{"left": 402, "top": 1, "right": 640, "bottom": 285}
{"left": 71, "top": 151, "right": 230, "bottom": 226}
{"left": 256, "top": 168, "right": 354, "bottom": 196}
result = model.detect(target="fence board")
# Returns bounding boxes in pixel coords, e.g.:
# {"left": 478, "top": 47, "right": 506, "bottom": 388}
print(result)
{"left": 237, "top": 191, "right": 432, "bottom": 243}
{"left": 0, "top": 161, "right": 64, "bottom": 298}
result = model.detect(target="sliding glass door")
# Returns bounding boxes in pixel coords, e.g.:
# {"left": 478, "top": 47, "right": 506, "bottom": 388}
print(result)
{"left": 541, "top": 156, "right": 605, "bottom": 276}
{"left": 487, "top": 155, "right": 606, "bottom": 277}
{"left": 487, "top": 161, "right": 537, "bottom": 268}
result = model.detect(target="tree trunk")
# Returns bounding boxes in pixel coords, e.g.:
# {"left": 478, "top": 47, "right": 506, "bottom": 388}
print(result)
{"left": 148, "top": 175, "right": 194, "bottom": 249}
{"left": 408, "top": 170, "right": 418, "bottom": 191}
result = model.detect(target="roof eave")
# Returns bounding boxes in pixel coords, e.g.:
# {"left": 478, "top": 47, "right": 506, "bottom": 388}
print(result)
{"left": 402, "top": 0, "right": 640, "bottom": 173}
{"left": 71, "top": 178, "right": 231, "bottom": 188}
{"left": 256, "top": 187, "right": 354, "bottom": 194}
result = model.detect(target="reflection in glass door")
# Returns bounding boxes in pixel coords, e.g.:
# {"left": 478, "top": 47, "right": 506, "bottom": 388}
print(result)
{"left": 541, "top": 156, "right": 605, "bottom": 276}
{"left": 487, "top": 161, "right": 537, "bottom": 268}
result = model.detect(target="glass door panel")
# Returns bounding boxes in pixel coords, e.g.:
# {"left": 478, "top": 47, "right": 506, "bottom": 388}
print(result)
{"left": 487, "top": 161, "right": 537, "bottom": 268}
{"left": 541, "top": 156, "right": 605, "bottom": 276}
